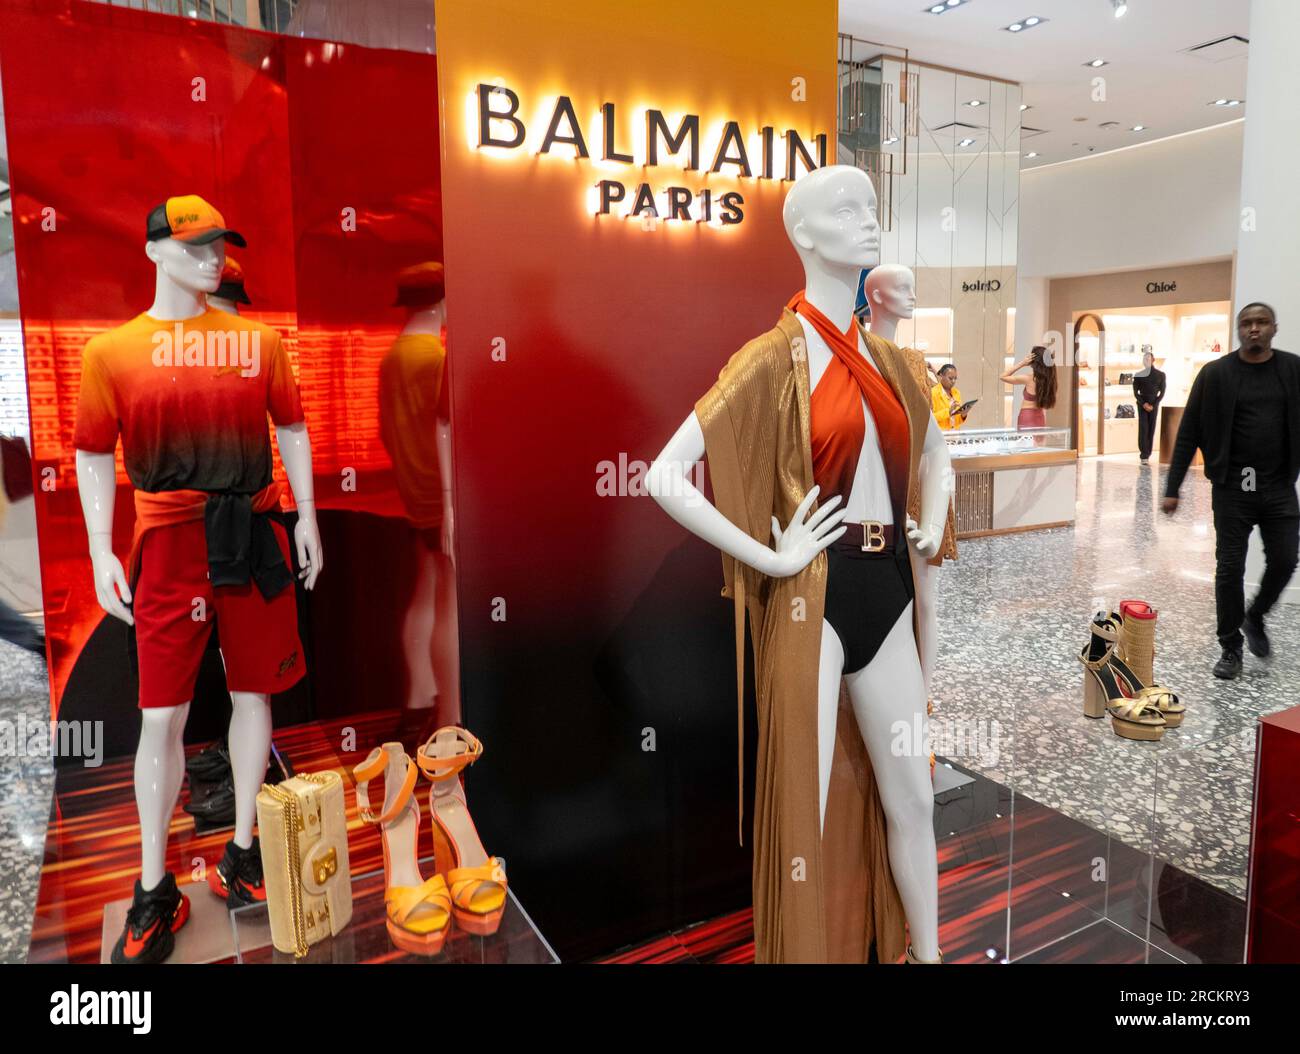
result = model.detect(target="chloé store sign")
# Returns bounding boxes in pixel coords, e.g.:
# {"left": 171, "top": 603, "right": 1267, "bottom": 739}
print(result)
{"left": 470, "top": 83, "right": 827, "bottom": 227}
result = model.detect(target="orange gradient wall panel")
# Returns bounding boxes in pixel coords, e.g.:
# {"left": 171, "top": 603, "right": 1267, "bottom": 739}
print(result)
{"left": 436, "top": 0, "right": 836, "bottom": 957}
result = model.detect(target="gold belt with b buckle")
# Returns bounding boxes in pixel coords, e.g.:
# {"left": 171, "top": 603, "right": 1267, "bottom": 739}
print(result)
{"left": 837, "top": 519, "right": 891, "bottom": 553}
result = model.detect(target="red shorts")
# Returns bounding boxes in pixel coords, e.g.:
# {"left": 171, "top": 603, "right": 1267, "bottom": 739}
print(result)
{"left": 132, "top": 518, "right": 305, "bottom": 709}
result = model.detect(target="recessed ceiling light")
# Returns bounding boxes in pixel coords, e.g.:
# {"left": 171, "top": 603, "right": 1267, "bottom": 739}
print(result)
{"left": 1026, "top": 151, "right": 1039, "bottom": 158}
{"left": 1210, "top": 98, "right": 1244, "bottom": 107}
{"left": 967, "top": 99, "right": 984, "bottom": 107}
{"left": 883, "top": 136, "right": 899, "bottom": 145}
{"left": 1131, "top": 124, "right": 1146, "bottom": 131}
{"left": 1020, "top": 103, "right": 1031, "bottom": 111}
{"left": 1112, "top": 0, "right": 1128, "bottom": 17}
{"left": 1024, "top": 16, "right": 1041, "bottom": 24}
{"left": 1004, "top": 15, "right": 1048, "bottom": 32}
{"left": 1086, "top": 58, "right": 1109, "bottom": 67}
{"left": 929, "top": 3, "right": 945, "bottom": 11}
{"left": 924, "top": 0, "right": 966, "bottom": 12}
{"left": 958, "top": 137, "right": 976, "bottom": 147}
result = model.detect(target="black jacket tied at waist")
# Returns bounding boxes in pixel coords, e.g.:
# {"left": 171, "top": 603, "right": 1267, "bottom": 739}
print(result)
{"left": 203, "top": 492, "right": 294, "bottom": 599}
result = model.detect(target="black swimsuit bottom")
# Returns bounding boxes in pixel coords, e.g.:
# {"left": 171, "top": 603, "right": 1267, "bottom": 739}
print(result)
{"left": 823, "top": 534, "right": 916, "bottom": 675}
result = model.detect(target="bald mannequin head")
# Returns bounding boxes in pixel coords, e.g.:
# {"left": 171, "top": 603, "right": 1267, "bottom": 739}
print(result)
{"left": 863, "top": 264, "right": 916, "bottom": 322}
{"left": 782, "top": 164, "right": 881, "bottom": 271}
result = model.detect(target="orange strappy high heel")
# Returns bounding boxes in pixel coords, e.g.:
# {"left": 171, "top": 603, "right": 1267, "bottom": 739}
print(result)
{"left": 416, "top": 727, "right": 507, "bottom": 936}
{"left": 353, "top": 741, "right": 452, "bottom": 956}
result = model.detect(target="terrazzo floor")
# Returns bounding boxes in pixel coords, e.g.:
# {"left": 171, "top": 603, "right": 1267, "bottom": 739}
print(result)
{"left": 0, "top": 638, "right": 53, "bottom": 963}
{"left": 930, "top": 455, "right": 1285, "bottom": 900}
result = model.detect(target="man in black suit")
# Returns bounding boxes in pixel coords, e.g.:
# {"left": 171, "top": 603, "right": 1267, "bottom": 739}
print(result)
{"left": 1132, "top": 351, "right": 1165, "bottom": 463}
{"left": 1163, "top": 303, "right": 1300, "bottom": 679}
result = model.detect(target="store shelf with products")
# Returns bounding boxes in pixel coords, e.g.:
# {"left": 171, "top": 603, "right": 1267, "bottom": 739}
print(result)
{"left": 945, "top": 427, "right": 1076, "bottom": 538}
{"left": 1073, "top": 304, "right": 1229, "bottom": 458}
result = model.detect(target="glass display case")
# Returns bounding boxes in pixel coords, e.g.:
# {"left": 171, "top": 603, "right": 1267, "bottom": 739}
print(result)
{"left": 945, "top": 426, "right": 1071, "bottom": 459}
{"left": 945, "top": 427, "right": 1076, "bottom": 538}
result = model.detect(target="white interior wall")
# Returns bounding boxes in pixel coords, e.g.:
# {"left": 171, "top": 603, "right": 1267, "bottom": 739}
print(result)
{"left": 1019, "top": 121, "right": 1243, "bottom": 280}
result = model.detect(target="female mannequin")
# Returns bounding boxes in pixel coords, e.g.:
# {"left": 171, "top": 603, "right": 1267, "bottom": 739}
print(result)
{"left": 647, "top": 166, "right": 955, "bottom": 963}
{"left": 862, "top": 264, "right": 942, "bottom": 694}
{"left": 76, "top": 202, "right": 322, "bottom": 962}
{"left": 862, "top": 263, "right": 915, "bottom": 347}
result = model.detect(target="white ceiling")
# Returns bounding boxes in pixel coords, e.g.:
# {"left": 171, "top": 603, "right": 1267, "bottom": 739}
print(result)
{"left": 839, "top": 0, "right": 1250, "bottom": 169}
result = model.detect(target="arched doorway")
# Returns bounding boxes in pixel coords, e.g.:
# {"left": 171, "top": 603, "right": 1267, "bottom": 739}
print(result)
{"left": 1073, "top": 312, "right": 1106, "bottom": 455}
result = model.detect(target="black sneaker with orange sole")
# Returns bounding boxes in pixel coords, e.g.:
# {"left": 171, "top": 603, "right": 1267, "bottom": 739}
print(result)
{"left": 110, "top": 872, "right": 190, "bottom": 964}
{"left": 207, "top": 837, "right": 266, "bottom": 909}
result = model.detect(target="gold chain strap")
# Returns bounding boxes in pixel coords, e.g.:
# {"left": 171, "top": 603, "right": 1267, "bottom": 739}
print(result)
{"left": 263, "top": 772, "right": 339, "bottom": 959}
{"left": 262, "top": 783, "right": 308, "bottom": 958}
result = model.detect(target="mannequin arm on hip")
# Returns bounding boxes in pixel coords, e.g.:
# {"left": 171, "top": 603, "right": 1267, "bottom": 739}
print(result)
{"left": 275, "top": 422, "right": 323, "bottom": 590}
{"left": 647, "top": 411, "right": 848, "bottom": 578}
{"left": 906, "top": 416, "right": 953, "bottom": 559}
{"left": 76, "top": 449, "right": 134, "bottom": 625}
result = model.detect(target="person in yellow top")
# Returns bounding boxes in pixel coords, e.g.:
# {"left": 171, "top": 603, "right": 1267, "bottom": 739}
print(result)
{"left": 930, "top": 363, "right": 966, "bottom": 430}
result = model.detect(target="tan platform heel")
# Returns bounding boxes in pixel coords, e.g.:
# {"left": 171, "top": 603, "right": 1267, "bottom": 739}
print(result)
{"left": 1080, "top": 617, "right": 1178, "bottom": 740}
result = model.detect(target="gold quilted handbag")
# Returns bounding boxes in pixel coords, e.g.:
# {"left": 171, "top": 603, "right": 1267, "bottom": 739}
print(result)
{"left": 256, "top": 771, "right": 353, "bottom": 957}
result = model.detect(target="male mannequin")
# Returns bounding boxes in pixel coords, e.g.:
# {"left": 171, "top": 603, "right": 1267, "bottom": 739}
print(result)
{"left": 647, "top": 166, "right": 955, "bottom": 963}
{"left": 379, "top": 263, "right": 459, "bottom": 746}
{"left": 207, "top": 255, "right": 252, "bottom": 316}
{"left": 75, "top": 196, "right": 323, "bottom": 963}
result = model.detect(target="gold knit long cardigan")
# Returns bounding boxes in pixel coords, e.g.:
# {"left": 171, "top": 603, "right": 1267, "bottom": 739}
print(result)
{"left": 694, "top": 308, "right": 957, "bottom": 964}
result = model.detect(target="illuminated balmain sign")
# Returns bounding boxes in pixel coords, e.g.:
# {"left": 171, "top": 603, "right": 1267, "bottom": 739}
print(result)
{"left": 474, "top": 83, "right": 828, "bottom": 226}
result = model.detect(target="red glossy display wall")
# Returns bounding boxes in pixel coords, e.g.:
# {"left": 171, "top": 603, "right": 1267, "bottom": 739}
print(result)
{"left": 1246, "top": 705, "right": 1300, "bottom": 962}
{"left": 0, "top": 0, "right": 444, "bottom": 753}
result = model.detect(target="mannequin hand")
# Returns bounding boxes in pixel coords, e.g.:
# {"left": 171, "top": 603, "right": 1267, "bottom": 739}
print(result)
{"left": 294, "top": 512, "right": 324, "bottom": 590}
{"left": 905, "top": 516, "right": 943, "bottom": 559}
{"left": 1161, "top": 497, "right": 1179, "bottom": 516}
{"left": 766, "top": 486, "right": 847, "bottom": 577}
{"left": 89, "top": 536, "right": 134, "bottom": 625}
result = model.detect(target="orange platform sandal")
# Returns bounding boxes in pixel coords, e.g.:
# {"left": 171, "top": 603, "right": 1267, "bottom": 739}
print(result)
{"left": 353, "top": 741, "right": 452, "bottom": 955}
{"left": 416, "top": 727, "right": 508, "bottom": 936}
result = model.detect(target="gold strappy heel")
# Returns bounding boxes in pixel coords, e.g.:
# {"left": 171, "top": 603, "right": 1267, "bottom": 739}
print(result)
{"left": 353, "top": 742, "right": 452, "bottom": 956}
{"left": 905, "top": 944, "right": 943, "bottom": 963}
{"left": 416, "top": 727, "right": 508, "bottom": 936}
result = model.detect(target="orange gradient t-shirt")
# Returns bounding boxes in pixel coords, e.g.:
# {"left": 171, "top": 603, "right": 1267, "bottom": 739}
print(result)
{"left": 74, "top": 309, "right": 304, "bottom": 494}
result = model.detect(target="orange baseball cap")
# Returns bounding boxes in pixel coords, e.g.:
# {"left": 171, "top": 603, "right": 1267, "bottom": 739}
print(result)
{"left": 214, "top": 255, "right": 252, "bottom": 305}
{"left": 146, "top": 194, "right": 247, "bottom": 247}
{"left": 394, "top": 261, "right": 445, "bottom": 307}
